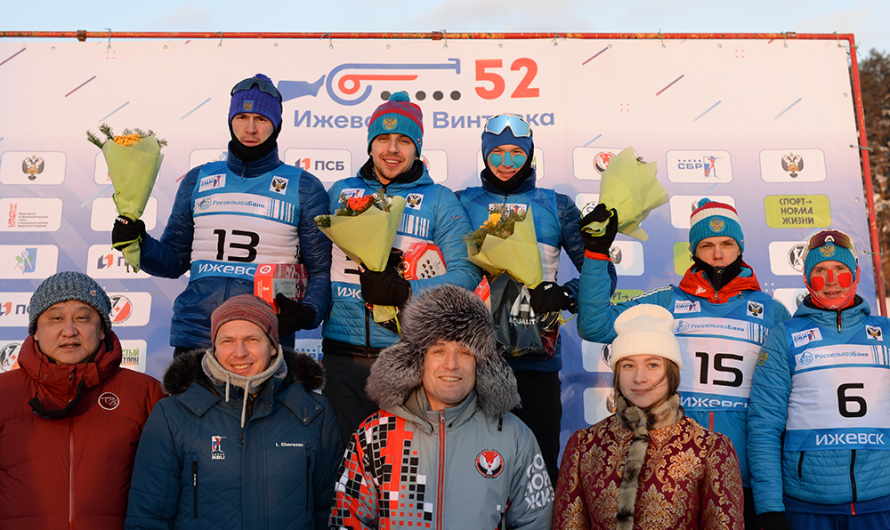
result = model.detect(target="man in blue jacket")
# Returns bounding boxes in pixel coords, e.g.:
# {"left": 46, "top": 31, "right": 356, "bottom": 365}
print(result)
{"left": 747, "top": 229, "right": 890, "bottom": 530}
{"left": 125, "top": 294, "right": 342, "bottom": 530}
{"left": 457, "top": 113, "right": 615, "bottom": 482}
{"left": 112, "top": 74, "right": 331, "bottom": 356}
{"left": 579, "top": 198, "right": 789, "bottom": 529}
{"left": 321, "top": 92, "right": 479, "bottom": 444}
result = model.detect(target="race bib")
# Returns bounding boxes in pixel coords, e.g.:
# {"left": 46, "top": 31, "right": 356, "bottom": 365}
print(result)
{"left": 676, "top": 334, "right": 761, "bottom": 411}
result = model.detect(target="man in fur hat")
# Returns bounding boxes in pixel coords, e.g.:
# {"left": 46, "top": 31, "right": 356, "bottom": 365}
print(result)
{"left": 328, "top": 285, "right": 553, "bottom": 529}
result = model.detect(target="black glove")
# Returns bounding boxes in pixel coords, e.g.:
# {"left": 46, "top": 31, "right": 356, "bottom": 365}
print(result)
{"left": 112, "top": 215, "right": 146, "bottom": 250}
{"left": 359, "top": 250, "right": 410, "bottom": 307}
{"left": 530, "top": 282, "right": 573, "bottom": 313}
{"left": 275, "top": 293, "right": 316, "bottom": 336}
{"left": 579, "top": 204, "right": 617, "bottom": 255}
{"left": 757, "top": 512, "right": 791, "bottom": 530}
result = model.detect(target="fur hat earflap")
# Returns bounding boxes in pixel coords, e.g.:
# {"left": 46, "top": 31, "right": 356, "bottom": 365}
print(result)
{"left": 366, "top": 284, "right": 519, "bottom": 419}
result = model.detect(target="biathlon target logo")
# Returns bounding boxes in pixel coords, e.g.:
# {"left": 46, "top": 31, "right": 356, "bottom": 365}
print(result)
{"left": 258, "top": 265, "right": 273, "bottom": 275}
{"left": 109, "top": 295, "right": 133, "bottom": 324}
{"left": 787, "top": 243, "right": 806, "bottom": 272}
{"left": 594, "top": 151, "right": 614, "bottom": 174}
{"left": 476, "top": 449, "right": 504, "bottom": 478}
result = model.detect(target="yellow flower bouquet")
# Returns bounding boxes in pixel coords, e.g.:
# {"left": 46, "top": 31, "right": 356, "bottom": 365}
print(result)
{"left": 464, "top": 205, "right": 543, "bottom": 289}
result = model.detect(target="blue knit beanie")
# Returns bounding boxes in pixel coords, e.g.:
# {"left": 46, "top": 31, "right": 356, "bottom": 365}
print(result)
{"left": 482, "top": 126, "right": 533, "bottom": 165}
{"left": 804, "top": 239, "right": 858, "bottom": 283}
{"left": 229, "top": 74, "right": 282, "bottom": 129}
{"left": 28, "top": 271, "right": 112, "bottom": 336}
{"left": 689, "top": 198, "right": 745, "bottom": 254}
{"left": 367, "top": 92, "right": 424, "bottom": 155}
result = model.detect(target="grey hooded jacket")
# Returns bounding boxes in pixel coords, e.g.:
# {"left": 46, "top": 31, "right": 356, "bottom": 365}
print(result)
{"left": 328, "top": 285, "right": 554, "bottom": 529}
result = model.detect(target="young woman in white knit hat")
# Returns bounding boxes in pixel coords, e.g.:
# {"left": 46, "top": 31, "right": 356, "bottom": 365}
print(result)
{"left": 553, "top": 304, "right": 744, "bottom": 529}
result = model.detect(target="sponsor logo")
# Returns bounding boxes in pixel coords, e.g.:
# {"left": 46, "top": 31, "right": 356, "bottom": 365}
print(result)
{"left": 747, "top": 302, "right": 764, "bottom": 319}
{"left": 679, "top": 156, "right": 721, "bottom": 177}
{"left": 667, "top": 151, "right": 733, "bottom": 183}
{"left": 270, "top": 176, "right": 288, "bottom": 194}
{"left": 792, "top": 328, "right": 822, "bottom": 348}
{"left": 199, "top": 174, "right": 226, "bottom": 192}
{"left": 695, "top": 286, "right": 707, "bottom": 295}
{"left": 0, "top": 342, "right": 22, "bottom": 372}
{"left": 196, "top": 197, "right": 212, "bottom": 211}
{"left": 109, "top": 295, "right": 133, "bottom": 323}
{"left": 98, "top": 392, "right": 120, "bottom": 410}
{"left": 867, "top": 325, "right": 883, "bottom": 341}
{"left": 523, "top": 454, "right": 553, "bottom": 510}
{"left": 120, "top": 340, "right": 147, "bottom": 372}
{"left": 340, "top": 188, "right": 364, "bottom": 200}
{"left": 674, "top": 300, "right": 701, "bottom": 313}
{"left": 212, "top": 436, "right": 226, "bottom": 460}
{"left": 594, "top": 151, "right": 614, "bottom": 174}
{"left": 382, "top": 117, "right": 398, "bottom": 130}
{"left": 609, "top": 246, "right": 622, "bottom": 264}
{"left": 22, "top": 155, "right": 45, "bottom": 180}
{"left": 782, "top": 153, "right": 804, "bottom": 178}
{"left": 674, "top": 320, "right": 691, "bottom": 333}
{"left": 1, "top": 198, "right": 63, "bottom": 232}
{"left": 476, "top": 449, "right": 504, "bottom": 478}
{"left": 509, "top": 285, "right": 536, "bottom": 325}
{"left": 406, "top": 193, "right": 423, "bottom": 210}
{"left": 88, "top": 246, "right": 149, "bottom": 279}
{"left": 816, "top": 433, "right": 885, "bottom": 446}
{"left": 788, "top": 243, "right": 806, "bottom": 272}
{"left": 14, "top": 248, "right": 37, "bottom": 273}
{"left": 601, "top": 344, "right": 612, "bottom": 367}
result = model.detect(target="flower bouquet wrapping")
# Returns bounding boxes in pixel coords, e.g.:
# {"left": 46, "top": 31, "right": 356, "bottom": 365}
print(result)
{"left": 463, "top": 205, "right": 543, "bottom": 289}
{"left": 464, "top": 206, "right": 558, "bottom": 359}
{"left": 87, "top": 124, "right": 166, "bottom": 272}
{"left": 315, "top": 191, "right": 408, "bottom": 323}
{"left": 582, "top": 145, "right": 668, "bottom": 241}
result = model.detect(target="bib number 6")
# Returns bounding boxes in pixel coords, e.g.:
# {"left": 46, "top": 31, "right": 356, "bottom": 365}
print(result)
{"left": 837, "top": 383, "right": 867, "bottom": 418}
{"left": 694, "top": 352, "right": 743, "bottom": 388}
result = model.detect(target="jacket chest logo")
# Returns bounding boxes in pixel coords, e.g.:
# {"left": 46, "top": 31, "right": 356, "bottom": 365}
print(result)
{"left": 867, "top": 325, "right": 883, "bottom": 341}
{"left": 270, "top": 176, "right": 289, "bottom": 194}
{"left": 212, "top": 436, "right": 226, "bottom": 460}
{"left": 674, "top": 300, "right": 701, "bottom": 313}
{"left": 98, "top": 392, "right": 120, "bottom": 410}
{"left": 747, "top": 301, "right": 764, "bottom": 319}
{"left": 476, "top": 449, "right": 504, "bottom": 478}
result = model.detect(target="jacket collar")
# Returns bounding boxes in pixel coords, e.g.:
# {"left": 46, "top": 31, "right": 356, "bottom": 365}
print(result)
{"left": 678, "top": 260, "right": 761, "bottom": 303}
{"left": 479, "top": 168, "right": 537, "bottom": 197}
{"left": 392, "top": 388, "right": 480, "bottom": 435}
{"left": 19, "top": 331, "right": 122, "bottom": 397}
{"left": 357, "top": 159, "right": 434, "bottom": 192}
{"left": 225, "top": 146, "right": 283, "bottom": 178}
{"left": 792, "top": 295, "right": 870, "bottom": 329}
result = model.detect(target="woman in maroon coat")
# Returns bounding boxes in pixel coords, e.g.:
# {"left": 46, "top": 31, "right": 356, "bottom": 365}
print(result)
{"left": 0, "top": 272, "right": 164, "bottom": 530}
{"left": 553, "top": 304, "right": 743, "bottom": 530}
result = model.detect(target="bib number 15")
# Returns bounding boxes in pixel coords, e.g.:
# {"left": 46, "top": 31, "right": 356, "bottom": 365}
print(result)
{"left": 694, "top": 352, "right": 743, "bottom": 388}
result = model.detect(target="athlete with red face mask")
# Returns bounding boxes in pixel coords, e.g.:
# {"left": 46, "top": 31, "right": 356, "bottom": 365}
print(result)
{"left": 748, "top": 229, "right": 890, "bottom": 530}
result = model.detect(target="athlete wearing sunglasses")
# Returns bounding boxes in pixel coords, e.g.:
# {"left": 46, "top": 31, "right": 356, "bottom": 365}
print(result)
{"left": 457, "top": 113, "right": 617, "bottom": 482}
{"left": 112, "top": 74, "right": 332, "bottom": 356}
{"left": 748, "top": 232, "right": 890, "bottom": 530}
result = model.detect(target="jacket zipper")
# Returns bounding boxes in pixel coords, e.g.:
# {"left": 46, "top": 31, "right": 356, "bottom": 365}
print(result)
{"left": 365, "top": 307, "right": 371, "bottom": 347}
{"left": 798, "top": 452, "right": 804, "bottom": 478}
{"left": 69, "top": 370, "right": 76, "bottom": 530}
{"left": 837, "top": 310, "right": 843, "bottom": 333}
{"left": 850, "top": 450, "right": 857, "bottom": 502}
{"left": 306, "top": 455, "right": 311, "bottom": 508}
{"left": 436, "top": 411, "right": 446, "bottom": 529}
{"left": 192, "top": 461, "right": 199, "bottom": 519}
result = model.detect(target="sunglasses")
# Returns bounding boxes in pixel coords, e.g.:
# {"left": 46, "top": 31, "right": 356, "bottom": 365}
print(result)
{"left": 230, "top": 77, "right": 282, "bottom": 101}
{"left": 484, "top": 114, "right": 532, "bottom": 137}
{"left": 806, "top": 229, "right": 857, "bottom": 255}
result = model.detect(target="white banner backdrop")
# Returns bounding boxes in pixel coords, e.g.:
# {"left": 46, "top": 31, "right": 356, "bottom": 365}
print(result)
{"left": 0, "top": 37, "right": 872, "bottom": 455}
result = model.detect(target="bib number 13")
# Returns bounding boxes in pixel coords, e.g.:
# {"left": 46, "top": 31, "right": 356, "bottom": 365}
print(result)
{"left": 213, "top": 229, "right": 259, "bottom": 262}
{"left": 694, "top": 352, "right": 743, "bottom": 387}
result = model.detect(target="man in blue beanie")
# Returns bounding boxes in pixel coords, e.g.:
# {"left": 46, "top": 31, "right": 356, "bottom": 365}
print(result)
{"left": 577, "top": 197, "right": 790, "bottom": 530}
{"left": 112, "top": 74, "right": 332, "bottom": 356}
{"left": 322, "top": 92, "right": 480, "bottom": 443}
{"left": 456, "top": 113, "right": 616, "bottom": 482}
{"left": 748, "top": 229, "right": 890, "bottom": 530}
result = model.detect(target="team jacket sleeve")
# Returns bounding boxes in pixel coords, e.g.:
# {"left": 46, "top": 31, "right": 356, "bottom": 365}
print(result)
{"left": 314, "top": 398, "right": 344, "bottom": 530}
{"left": 124, "top": 402, "right": 182, "bottom": 530}
{"left": 556, "top": 193, "right": 617, "bottom": 305}
{"left": 329, "top": 428, "right": 379, "bottom": 529}
{"left": 139, "top": 167, "right": 200, "bottom": 278}
{"left": 506, "top": 425, "right": 554, "bottom": 529}
{"left": 746, "top": 322, "right": 793, "bottom": 515}
{"left": 298, "top": 172, "right": 333, "bottom": 330}
{"left": 700, "top": 433, "right": 745, "bottom": 529}
{"left": 552, "top": 430, "right": 590, "bottom": 530}
{"left": 407, "top": 187, "right": 481, "bottom": 295}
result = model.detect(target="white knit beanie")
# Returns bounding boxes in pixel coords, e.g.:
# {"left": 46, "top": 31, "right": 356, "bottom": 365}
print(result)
{"left": 609, "top": 304, "right": 683, "bottom": 371}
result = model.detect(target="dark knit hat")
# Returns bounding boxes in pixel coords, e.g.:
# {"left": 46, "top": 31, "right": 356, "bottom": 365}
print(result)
{"left": 481, "top": 121, "right": 533, "bottom": 166}
{"left": 229, "top": 74, "right": 283, "bottom": 129}
{"left": 804, "top": 236, "right": 858, "bottom": 284}
{"left": 367, "top": 92, "right": 424, "bottom": 155}
{"left": 211, "top": 295, "right": 279, "bottom": 351}
{"left": 689, "top": 198, "right": 745, "bottom": 254}
{"left": 29, "top": 271, "right": 112, "bottom": 336}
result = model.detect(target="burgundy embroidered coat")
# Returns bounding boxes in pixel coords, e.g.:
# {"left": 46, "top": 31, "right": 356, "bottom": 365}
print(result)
{"left": 553, "top": 414, "right": 744, "bottom": 529}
